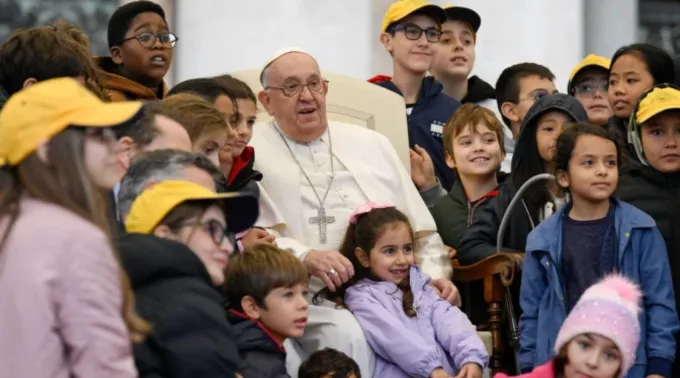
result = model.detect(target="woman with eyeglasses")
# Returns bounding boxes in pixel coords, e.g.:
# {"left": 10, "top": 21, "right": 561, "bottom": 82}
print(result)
{"left": 567, "top": 54, "right": 613, "bottom": 127}
{"left": 95, "top": 1, "right": 178, "bottom": 102}
{"left": 119, "top": 179, "right": 258, "bottom": 377}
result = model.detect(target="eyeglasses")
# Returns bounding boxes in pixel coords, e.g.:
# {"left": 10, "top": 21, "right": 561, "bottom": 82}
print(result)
{"left": 518, "top": 90, "right": 552, "bottom": 103}
{"left": 179, "top": 219, "right": 236, "bottom": 249}
{"left": 265, "top": 77, "right": 329, "bottom": 97}
{"left": 120, "top": 32, "right": 179, "bottom": 49}
{"left": 573, "top": 81, "right": 608, "bottom": 97}
{"left": 391, "top": 24, "right": 442, "bottom": 43}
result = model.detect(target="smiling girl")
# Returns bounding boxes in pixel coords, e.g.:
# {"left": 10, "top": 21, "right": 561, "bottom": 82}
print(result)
{"left": 318, "top": 202, "right": 488, "bottom": 378}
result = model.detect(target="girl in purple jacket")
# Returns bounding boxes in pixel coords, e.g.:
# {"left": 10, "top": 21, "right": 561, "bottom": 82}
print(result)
{"left": 317, "top": 202, "right": 488, "bottom": 378}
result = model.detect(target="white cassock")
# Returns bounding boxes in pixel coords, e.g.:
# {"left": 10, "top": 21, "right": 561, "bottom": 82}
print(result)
{"left": 252, "top": 120, "right": 452, "bottom": 377}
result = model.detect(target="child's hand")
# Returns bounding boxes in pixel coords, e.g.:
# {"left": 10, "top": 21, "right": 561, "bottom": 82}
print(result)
{"left": 410, "top": 144, "right": 437, "bottom": 190}
{"left": 454, "top": 363, "right": 483, "bottom": 378}
{"left": 430, "top": 367, "right": 452, "bottom": 378}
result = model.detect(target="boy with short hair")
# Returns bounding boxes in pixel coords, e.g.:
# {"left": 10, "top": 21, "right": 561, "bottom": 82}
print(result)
{"left": 495, "top": 63, "right": 557, "bottom": 171}
{"left": 98, "top": 0, "right": 177, "bottom": 101}
{"left": 370, "top": 0, "right": 460, "bottom": 191}
{"left": 223, "top": 244, "right": 310, "bottom": 377}
{"left": 298, "top": 348, "right": 361, "bottom": 378}
{"left": 0, "top": 27, "right": 90, "bottom": 98}
{"left": 431, "top": 103, "right": 506, "bottom": 250}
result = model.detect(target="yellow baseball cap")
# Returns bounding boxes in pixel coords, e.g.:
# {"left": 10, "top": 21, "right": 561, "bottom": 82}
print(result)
{"left": 381, "top": 0, "right": 447, "bottom": 33}
{"left": 568, "top": 54, "right": 611, "bottom": 83}
{"left": 0, "top": 77, "right": 143, "bottom": 166}
{"left": 125, "top": 180, "right": 259, "bottom": 235}
{"left": 442, "top": 5, "right": 481, "bottom": 32}
{"left": 635, "top": 86, "right": 680, "bottom": 124}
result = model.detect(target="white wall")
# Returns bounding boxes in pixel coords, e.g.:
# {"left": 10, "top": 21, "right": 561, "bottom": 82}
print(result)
{"left": 173, "top": 0, "right": 588, "bottom": 91}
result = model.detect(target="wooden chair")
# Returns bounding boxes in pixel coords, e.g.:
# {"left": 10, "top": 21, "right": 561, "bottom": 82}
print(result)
{"left": 452, "top": 252, "right": 524, "bottom": 375}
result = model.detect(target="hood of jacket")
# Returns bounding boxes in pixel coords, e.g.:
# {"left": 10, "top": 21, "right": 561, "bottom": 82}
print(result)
{"left": 511, "top": 94, "right": 588, "bottom": 172}
{"left": 462, "top": 75, "right": 496, "bottom": 104}
{"left": 226, "top": 309, "right": 285, "bottom": 352}
{"left": 94, "top": 56, "right": 167, "bottom": 101}
{"left": 226, "top": 146, "right": 263, "bottom": 188}
{"left": 117, "top": 233, "right": 214, "bottom": 290}
{"left": 624, "top": 155, "right": 680, "bottom": 188}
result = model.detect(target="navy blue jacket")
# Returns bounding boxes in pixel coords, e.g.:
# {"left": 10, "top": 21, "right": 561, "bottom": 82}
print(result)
{"left": 370, "top": 75, "right": 460, "bottom": 191}
{"left": 520, "top": 199, "right": 679, "bottom": 377}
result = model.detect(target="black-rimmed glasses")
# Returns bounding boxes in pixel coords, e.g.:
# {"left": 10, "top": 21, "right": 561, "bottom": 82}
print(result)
{"left": 391, "top": 24, "right": 442, "bottom": 43}
{"left": 265, "top": 77, "right": 329, "bottom": 97}
{"left": 179, "top": 219, "right": 236, "bottom": 249}
{"left": 120, "top": 32, "right": 179, "bottom": 49}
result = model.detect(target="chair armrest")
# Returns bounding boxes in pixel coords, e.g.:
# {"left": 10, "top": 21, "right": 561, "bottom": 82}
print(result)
{"left": 451, "top": 252, "right": 523, "bottom": 287}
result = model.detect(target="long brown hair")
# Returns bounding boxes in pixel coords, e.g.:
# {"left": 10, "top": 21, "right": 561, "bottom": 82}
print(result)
{"left": 315, "top": 207, "right": 417, "bottom": 317}
{"left": 0, "top": 128, "right": 150, "bottom": 342}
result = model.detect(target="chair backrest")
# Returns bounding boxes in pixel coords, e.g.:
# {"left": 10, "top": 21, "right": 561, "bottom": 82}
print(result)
{"left": 230, "top": 69, "right": 410, "bottom": 169}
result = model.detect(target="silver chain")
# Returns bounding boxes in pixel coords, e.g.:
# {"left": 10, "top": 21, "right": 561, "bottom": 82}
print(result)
{"left": 274, "top": 122, "right": 335, "bottom": 208}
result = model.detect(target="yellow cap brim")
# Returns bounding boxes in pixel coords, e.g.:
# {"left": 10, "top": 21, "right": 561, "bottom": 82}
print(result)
{"left": 637, "top": 101, "right": 680, "bottom": 124}
{"left": 68, "top": 101, "right": 143, "bottom": 128}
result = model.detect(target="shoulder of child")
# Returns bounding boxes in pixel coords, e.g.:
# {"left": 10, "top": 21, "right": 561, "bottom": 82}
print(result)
{"left": 615, "top": 199, "right": 656, "bottom": 229}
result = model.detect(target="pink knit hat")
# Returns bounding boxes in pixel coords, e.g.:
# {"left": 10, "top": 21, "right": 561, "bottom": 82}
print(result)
{"left": 553, "top": 275, "right": 642, "bottom": 377}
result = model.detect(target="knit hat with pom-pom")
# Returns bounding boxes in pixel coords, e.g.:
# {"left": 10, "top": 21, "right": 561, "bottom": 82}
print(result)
{"left": 554, "top": 275, "right": 642, "bottom": 377}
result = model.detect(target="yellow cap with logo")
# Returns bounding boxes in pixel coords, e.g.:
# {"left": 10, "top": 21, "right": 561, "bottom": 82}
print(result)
{"left": 635, "top": 86, "right": 680, "bottom": 124}
{"left": 381, "top": 0, "right": 447, "bottom": 33}
{"left": 0, "top": 77, "right": 143, "bottom": 166}
{"left": 568, "top": 54, "right": 611, "bottom": 82}
{"left": 125, "top": 180, "right": 259, "bottom": 235}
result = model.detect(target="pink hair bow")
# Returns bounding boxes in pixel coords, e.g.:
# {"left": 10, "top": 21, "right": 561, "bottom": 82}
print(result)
{"left": 349, "top": 202, "right": 396, "bottom": 224}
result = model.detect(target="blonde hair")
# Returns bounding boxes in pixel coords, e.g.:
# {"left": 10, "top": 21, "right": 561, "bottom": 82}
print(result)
{"left": 161, "top": 93, "right": 228, "bottom": 142}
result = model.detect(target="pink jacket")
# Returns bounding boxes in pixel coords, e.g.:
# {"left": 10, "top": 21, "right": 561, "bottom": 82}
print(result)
{"left": 494, "top": 361, "right": 554, "bottom": 378}
{"left": 0, "top": 198, "right": 137, "bottom": 378}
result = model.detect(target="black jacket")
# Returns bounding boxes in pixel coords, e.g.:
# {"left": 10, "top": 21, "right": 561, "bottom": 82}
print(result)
{"left": 457, "top": 94, "right": 588, "bottom": 265}
{"left": 461, "top": 76, "right": 495, "bottom": 104}
{"left": 118, "top": 233, "right": 241, "bottom": 378}
{"left": 226, "top": 310, "right": 289, "bottom": 378}
{"left": 218, "top": 146, "right": 263, "bottom": 197}
{"left": 371, "top": 75, "right": 461, "bottom": 191}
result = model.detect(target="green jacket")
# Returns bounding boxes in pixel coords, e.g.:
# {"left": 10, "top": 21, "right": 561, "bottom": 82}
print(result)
{"left": 430, "top": 173, "right": 507, "bottom": 249}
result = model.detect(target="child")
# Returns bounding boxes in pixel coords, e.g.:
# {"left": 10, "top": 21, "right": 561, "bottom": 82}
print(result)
{"left": 519, "top": 123, "right": 679, "bottom": 377}
{"left": 431, "top": 103, "right": 506, "bottom": 250}
{"left": 320, "top": 203, "right": 488, "bottom": 378}
{"left": 97, "top": 0, "right": 177, "bottom": 101}
{"left": 498, "top": 275, "right": 642, "bottom": 378}
{"left": 494, "top": 63, "right": 557, "bottom": 172}
{"left": 0, "top": 27, "right": 92, "bottom": 97}
{"left": 213, "top": 74, "right": 264, "bottom": 192}
{"left": 122, "top": 179, "right": 257, "bottom": 377}
{"left": 298, "top": 348, "right": 361, "bottom": 378}
{"left": 370, "top": 0, "right": 460, "bottom": 191}
{"left": 161, "top": 93, "right": 234, "bottom": 168}
{"left": 457, "top": 94, "right": 588, "bottom": 266}
{"left": 0, "top": 78, "right": 143, "bottom": 377}
{"left": 223, "top": 243, "right": 309, "bottom": 377}
{"left": 616, "top": 84, "right": 680, "bottom": 374}
{"left": 567, "top": 54, "right": 612, "bottom": 127}
{"left": 607, "top": 43, "right": 674, "bottom": 141}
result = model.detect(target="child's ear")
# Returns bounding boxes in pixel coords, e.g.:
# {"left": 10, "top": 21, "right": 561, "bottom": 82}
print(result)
{"left": 555, "top": 169, "right": 570, "bottom": 189}
{"left": 152, "top": 224, "right": 176, "bottom": 240}
{"left": 500, "top": 101, "right": 520, "bottom": 125}
{"left": 354, "top": 248, "right": 370, "bottom": 268}
{"left": 22, "top": 78, "right": 38, "bottom": 89}
{"left": 110, "top": 46, "right": 124, "bottom": 65}
{"left": 445, "top": 153, "right": 456, "bottom": 169}
{"left": 379, "top": 33, "right": 394, "bottom": 53}
{"left": 241, "top": 296, "right": 262, "bottom": 319}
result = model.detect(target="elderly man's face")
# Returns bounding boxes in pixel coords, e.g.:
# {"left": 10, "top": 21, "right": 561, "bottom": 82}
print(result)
{"left": 259, "top": 52, "right": 328, "bottom": 142}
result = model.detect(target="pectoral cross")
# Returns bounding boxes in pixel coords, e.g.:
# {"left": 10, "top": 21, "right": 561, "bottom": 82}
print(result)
{"left": 309, "top": 207, "right": 336, "bottom": 244}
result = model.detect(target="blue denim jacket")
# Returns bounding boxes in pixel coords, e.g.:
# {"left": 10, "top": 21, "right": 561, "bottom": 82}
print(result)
{"left": 519, "top": 199, "right": 679, "bottom": 377}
